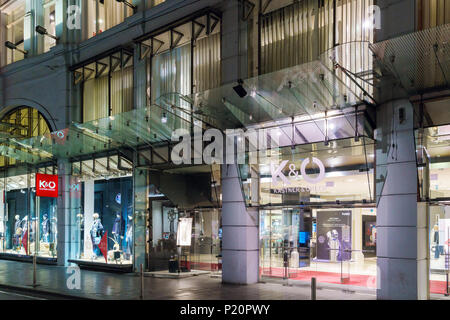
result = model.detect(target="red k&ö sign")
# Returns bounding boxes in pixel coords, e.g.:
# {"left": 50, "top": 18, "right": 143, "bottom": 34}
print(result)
{"left": 36, "top": 173, "right": 58, "bottom": 198}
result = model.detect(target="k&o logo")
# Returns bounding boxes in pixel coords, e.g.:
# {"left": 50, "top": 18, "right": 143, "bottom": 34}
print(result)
{"left": 271, "top": 158, "right": 326, "bottom": 185}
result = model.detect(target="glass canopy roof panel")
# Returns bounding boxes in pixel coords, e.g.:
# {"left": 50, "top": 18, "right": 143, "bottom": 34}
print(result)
{"left": 370, "top": 23, "right": 450, "bottom": 95}
{"left": 184, "top": 60, "right": 362, "bottom": 130}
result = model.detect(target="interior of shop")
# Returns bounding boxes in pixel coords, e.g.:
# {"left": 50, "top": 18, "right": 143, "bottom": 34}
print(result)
{"left": 69, "top": 155, "right": 134, "bottom": 267}
{"left": 146, "top": 164, "right": 222, "bottom": 274}
{"left": 258, "top": 137, "right": 378, "bottom": 287}
{"left": 0, "top": 168, "right": 58, "bottom": 260}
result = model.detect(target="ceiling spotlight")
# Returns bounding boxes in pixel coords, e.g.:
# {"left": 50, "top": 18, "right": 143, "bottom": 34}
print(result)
{"left": 115, "top": 0, "right": 137, "bottom": 11}
{"left": 36, "top": 25, "right": 59, "bottom": 41}
{"left": 161, "top": 113, "right": 168, "bottom": 124}
{"left": 233, "top": 79, "right": 247, "bottom": 98}
{"left": 5, "top": 41, "right": 28, "bottom": 55}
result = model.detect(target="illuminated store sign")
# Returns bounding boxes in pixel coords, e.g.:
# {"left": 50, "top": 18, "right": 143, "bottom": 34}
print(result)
{"left": 36, "top": 173, "right": 58, "bottom": 198}
{"left": 271, "top": 158, "right": 326, "bottom": 185}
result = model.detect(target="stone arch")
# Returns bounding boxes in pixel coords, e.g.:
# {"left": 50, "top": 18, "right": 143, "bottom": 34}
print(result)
{"left": 0, "top": 105, "right": 54, "bottom": 168}
{"left": 1, "top": 98, "right": 57, "bottom": 132}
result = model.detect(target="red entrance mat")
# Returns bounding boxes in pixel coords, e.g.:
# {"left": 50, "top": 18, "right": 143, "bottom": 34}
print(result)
{"left": 260, "top": 267, "right": 447, "bottom": 294}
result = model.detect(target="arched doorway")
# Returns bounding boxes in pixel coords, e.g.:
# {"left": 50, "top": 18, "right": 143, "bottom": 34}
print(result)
{"left": 0, "top": 106, "right": 52, "bottom": 168}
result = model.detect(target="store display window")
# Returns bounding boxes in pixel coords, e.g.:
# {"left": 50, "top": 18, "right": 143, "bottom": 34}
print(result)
{"left": 0, "top": 168, "right": 57, "bottom": 258}
{"left": 71, "top": 156, "right": 134, "bottom": 265}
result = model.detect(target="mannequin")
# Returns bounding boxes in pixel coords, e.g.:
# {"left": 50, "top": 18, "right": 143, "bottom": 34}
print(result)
{"left": 50, "top": 217, "right": 57, "bottom": 243}
{"left": 13, "top": 215, "right": 21, "bottom": 250}
{"left": 90, "top": 213, "right": 104, "bottom": 258}
{"left": 20, "top": 216, "right": 28, "bottom": 235}
{"left": 30, "top": 217, "right": 37, "bottom": 243}
{"left": 41, "top": 214, "right": 50, "bottom": 243}
{"left": 77, "top": 213, "right": 84, "bottom": 250}
{"left": 124, "top": 215, "right": 133, "bottom": 260}
{"left": 111, "top": 213, "right": 124, "bottom": 245}
{"left": 433, "top": 224, "right": 443, "bottom": 259}
{"left": 327, "top": 230, "right": 339, "bottom": 262}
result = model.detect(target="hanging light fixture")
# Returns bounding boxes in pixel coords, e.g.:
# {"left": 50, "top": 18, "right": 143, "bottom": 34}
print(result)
{"left": 161, "top": 112, "right": 168, "bottom": 124}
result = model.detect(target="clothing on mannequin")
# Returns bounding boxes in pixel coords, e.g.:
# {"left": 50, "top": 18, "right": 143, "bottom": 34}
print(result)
{"left": 13, "top": 215, "right": 21, "bottom": 249}
{"left": 111, "top": 213, "right": 124, "bottom": 245}
{"left": 124, "top": 215, "right": 133, "bottom": 260}
{"left": 90, "top": 213, "right": 104, "bottom": 258}
{"left": 41, "top": 214, "right": 50, "bottom": 243}
{"left": 327, "top": 230, "right": 339, "bottom": 262}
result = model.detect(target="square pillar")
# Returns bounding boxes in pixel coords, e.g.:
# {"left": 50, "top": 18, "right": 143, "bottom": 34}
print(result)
{"left": 376, "top": 99, "right": 429, "bottom": 300}
{"left": 221, "top": 164, "right": 259, "bottom": 284}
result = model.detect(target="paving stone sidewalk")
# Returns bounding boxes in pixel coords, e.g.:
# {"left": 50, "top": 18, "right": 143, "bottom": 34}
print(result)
{"left": 0, "top": 260, "right": 378, "bottom": 300}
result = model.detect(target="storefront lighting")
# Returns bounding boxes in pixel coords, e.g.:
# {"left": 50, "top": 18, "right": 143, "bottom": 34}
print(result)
{"left": 4, "top": 41, "right": 28, "bottom": 55}
{"left": 35, "top": 25, "right": 60, "bottom": 41}
{"left": 161, "top": 113, "right": 168, "bottom": 124}
{"left": 115, "top": 0, "right": 137, "bottom": 11}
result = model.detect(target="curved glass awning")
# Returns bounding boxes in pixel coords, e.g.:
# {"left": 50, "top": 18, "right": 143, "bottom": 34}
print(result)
{"left": 158, "top": 59, "right": 368, "bottom": 131}
{"left": 0, "top": 57, "right": 377, "bottom": 167}
{"left": 370, "top": 23, "right": 450, "bottom": 95}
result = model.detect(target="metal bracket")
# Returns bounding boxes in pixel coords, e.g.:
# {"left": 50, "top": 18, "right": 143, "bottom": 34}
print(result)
{"left": 242, "top": 0, "right": 255, "bottom": 21}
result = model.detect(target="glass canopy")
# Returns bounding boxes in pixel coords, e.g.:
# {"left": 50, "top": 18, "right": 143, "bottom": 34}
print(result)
{"left": 370, "top": 23, "right": 450, "bottom": 95}
{"left": 157, "top": 60, "right": 366, "bottom": 130}
{"left": 0, "top": 58, "right": 372, "bottom": 167}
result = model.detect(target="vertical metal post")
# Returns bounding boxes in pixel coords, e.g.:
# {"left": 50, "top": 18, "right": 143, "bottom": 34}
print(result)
{"left": 33, "top": 255, "right": 37, "bottom": 287}
{"left": 311, "top": 277, "right": 316, "bottom": 300}
{"left": 140, "top": 263, "right": 144, "bottom": 300}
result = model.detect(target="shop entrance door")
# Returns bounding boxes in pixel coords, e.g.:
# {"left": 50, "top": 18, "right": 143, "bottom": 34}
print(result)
{"left": 189, "top": 209, "right": 221, "bottom": 273}
{"left": 260, "top": 207, "right": 312, "bottom": 280}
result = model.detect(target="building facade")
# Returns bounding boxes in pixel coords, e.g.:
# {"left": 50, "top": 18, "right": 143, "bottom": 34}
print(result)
{"left": 0, "top": 0, "right": 449, "bottom": 300}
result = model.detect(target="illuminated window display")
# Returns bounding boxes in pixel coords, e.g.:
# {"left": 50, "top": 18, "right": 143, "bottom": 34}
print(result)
{"left": 71, "top": 156, "right": 134, "bottom": 265}
{"left": 0, "top": 169, "right": 57, "bottom": 259}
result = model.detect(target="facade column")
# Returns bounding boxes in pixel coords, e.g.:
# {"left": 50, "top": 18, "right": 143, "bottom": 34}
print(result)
{"left": 0, "top": 11, "right": 7, "bottom": 67}
{"left": 56, "top": 159, "right": 78, "bottom": 266}
{"left": 221, "top": 164, "right": 259, "bottom": 284}
{"left": 376, "top": 99, "right": 429, "bottom": 300}
{"left": 133, "top": 166, "right": 148, "bottom": 272}
{"left": 58, "top": 0, "right": 83, "bottom": 44}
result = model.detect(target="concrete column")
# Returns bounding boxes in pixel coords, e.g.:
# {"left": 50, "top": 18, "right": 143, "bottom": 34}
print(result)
{"left": 221, "top": 164, "right": 259, "bottom": 284}
{"left": 133, "top": 167, "right": 148, "bottom": 272}
{"left": 58, "top": 0, "right": 83, "bottom": 44}
{"left": 0, "top": 12, "right": 7, "bottom": 67}
{"left": 221, "top": 0, "right": 248, "bottom": 83}
{"left": 376, "top": 99, "right": 429, "bottom": 300}
{"left": 56, "top": 159, "right": 78, "bottom": 266}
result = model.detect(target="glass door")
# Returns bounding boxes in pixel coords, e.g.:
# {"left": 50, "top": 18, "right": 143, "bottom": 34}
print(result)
{"left": 259, "top": 208, "right": 312, "bottom": 282}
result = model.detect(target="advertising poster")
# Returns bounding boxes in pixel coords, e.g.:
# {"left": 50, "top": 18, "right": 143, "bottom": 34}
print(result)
{"left": 177, "top": 218, "right": 193, "bottom": 246}
{"left": 316, "top": 211, "right": 352, "bottom": 262}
